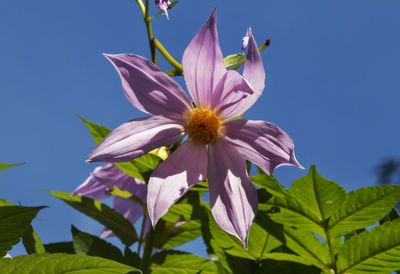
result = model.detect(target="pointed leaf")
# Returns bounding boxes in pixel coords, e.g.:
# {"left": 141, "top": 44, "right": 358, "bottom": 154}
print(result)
{"left": 0, "top": 253, "right": 141, "bottom": 273}
{"left": 22, "top": 225, "right": 45, "bottom": 254}
{"left": 45, "top": 190, "right": 137, "bottom": 246}
{"left": 251, "top": 174, "right": 289, "bottom": 198}
{"left": 0, "top": 205, "right": 45, "bottom": 257}
{"left": 266, "top": 196, "right": 324, "bottom": 236}
{"left": 72, "top": 225, "right": 123, "bottom": 261}
{"left": 290, "top": 165, "right": 346, "bottom": 221}
{"left": 150, "top": 250, "right": 218, "bottom": 274}
{"left": 329, "top": 185, "right": 400, "bottom": 237}
{"left": 261, "top": 259, "right": 321, "bottom": 274}
{"left": 282, "top": 227, "right": 332, "bottom": 272}
{"left": 223, "top": 53, "right": 245, "bottom": 68}
{"left": 0, "top": 162, "right": 25, "bottom": 172}
{"left": 337, "top": 221, "right": 400, "bottom": 273}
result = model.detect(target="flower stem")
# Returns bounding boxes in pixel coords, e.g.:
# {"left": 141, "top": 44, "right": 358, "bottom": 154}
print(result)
{"left": 140, "top": 0, "right": 157, "bottom": 65}
{"left": 230, "top": 38, "right": 271, "bottom": 71}
{"left": 141, "top": 220, "right": 164, "bottom": 274}
{"left": 153, "top": 38, "right": 183, "bottom": 73}
{"left": 137, "top": 206, "right": 148, "bottom": 255}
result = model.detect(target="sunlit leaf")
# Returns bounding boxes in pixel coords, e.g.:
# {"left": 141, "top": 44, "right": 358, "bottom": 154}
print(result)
{"left": 337, "top": 220, "right": 400, "bottom": 273}
{"left": 45, "top": 190, "right": 137, "bottom": 246}
{"left": 151, "top": 250, "right": 218, "bottom": 274}
{"left": 251, "top": 174, "right": 289, "bottom": 198}
{"left": 154, "top": 220, "right": 202, "bottom": 249}
{"left": 282, "top": 227, "right": 332, "bottom": 272}
{"left": 290, "top": 165, "right": 346, "bottom": 221}
{"left": 266, "top": 196, "right": 324, "bottom": 236}
{"left": 0, "top": 253, "right": 141, "bottom": 273}
{"left": 328, "top": 185, "right": 400, "bottom": 237}
{"left": 0, "top": 204, "right": 45, "bottom": 257}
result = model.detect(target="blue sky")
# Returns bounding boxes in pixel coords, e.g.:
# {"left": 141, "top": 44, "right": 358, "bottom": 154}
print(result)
{"left": 1, "top": 0, "right": 399, "bottom": 257}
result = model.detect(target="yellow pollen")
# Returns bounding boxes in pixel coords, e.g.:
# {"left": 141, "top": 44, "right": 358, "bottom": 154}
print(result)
{"left": 186, "top": 109, "right": 220, "bottom": 145}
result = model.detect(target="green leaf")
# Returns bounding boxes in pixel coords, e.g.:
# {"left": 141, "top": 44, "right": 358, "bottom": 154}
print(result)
{"left": 226, "top": 213, "right": 282, "bottom": 261}
{"left": 282, "top": 227, "right": 332, "bottom": 272}
{"left": 251, "top": 174, "right": 289, "bottom": 198}
{"left": 379, "top": 207, "right": 400, "bottom": 225}
{"left": 224, "top": 53, "right": 245, "bottom": 68}
{"left": 290, "top": 165, "right": 346, "bottom": 221}
{"left": 151, "top": 250, "right": 218, "bottom": 274}
{"left": 154, "top": 220, "right": 202, "bottom": 249}
{"left": 110, "top": 186, "right": 145, "bottom": 207}
{"left": 266, "top": 196, "right": 324, "bottom": 236}
{"left": 45, "top": 190, "right": 137, "bottom": 246}
{"left": 261, "top": 252, "right": 315, "bottom": 266}
{"left": 0, "top": 205, "right": 45, "bottom": 257}
{"left": 260, "top": 259, "right": 321, "bottom": 274}
{"left": 0, "top": 253, "right": 141, "bottom": 273}
{"left": 0, "top": 162, "right": 25, "bottom": 172}
{"left": 21, "top": 225, "right": 45, "bottom": 254}
{"left": 328, "top": 185, "right": 400, "bottom": 237}
{"left": 44, "top": 242, "right": 75, "bottom": 254}
{"left": 0, "top": 198, "right": 14, "bottom": 206}
{"left": 337, "top": 220, "right": 400, "bottom": 273}
{"left": 78, "top": 115, "right": 161, "bottom": 182}
{"left": 71, "top": 225, "right": 123, "bottom": 262}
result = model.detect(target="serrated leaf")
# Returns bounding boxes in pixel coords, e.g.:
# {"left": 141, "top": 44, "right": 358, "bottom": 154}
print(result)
{"left": 44, "top": 242, "right": 75, "bottom": 254}
{"left": 262, "top": 252, "right": 314, "bottom": 266}
{"left": 290, "top": 165, "right": 346, "bottom": 221}
{"left": 78, "top": 115, "right": 161, "bottom": 182}
{"left": 337, "top": 221, "right": 400, "bottom": 273}
{"left": 224, "top": 53, "right": 245, "bottom": 67}
{"left": 71, "top": 225, "right": 123, "bottom": 261}
{"left": 282, "top": 227, "right": 332, "bottom": 272}
{"left": 260, "top": 258, "right": 321, "bottom": 274}
{"left": 22, "top": 225, "right": 45, "bottom": 254}
{"left": 251, "top": 174, "right": 289, "bottom": 198}
{"left": 0, "top": 205, "right": 45, "bottom": 257}
{"left": 329, "top": 185, "right": 400, "bottom": 237}
{"left": 151, "top": 250, "right": 218, "bottom": 274}
{"left": 266, "top": 196, "right": 324, "bottom": 236}
{"left": 0, "top": 253, "right": 140, "bottom": 273}
{"left": 45, "top": 190, "right": 137, "bottom": 246}
{"left": 0, "top": 162, "right": 25, "bottom": 172}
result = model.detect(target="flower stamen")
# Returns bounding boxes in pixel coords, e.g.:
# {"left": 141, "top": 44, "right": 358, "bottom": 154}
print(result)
{"left": 186, "top": 109, "right": 220, "bottom": 145}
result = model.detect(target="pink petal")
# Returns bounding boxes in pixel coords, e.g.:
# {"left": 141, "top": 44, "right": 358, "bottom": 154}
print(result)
{"left": 223, "top": 119, "right": 302, "bottom": 175}
{"left": 215, "top": 29, "right": 265, "bottom": 118}
{"left": 104, "top": 54, "right": 192, "bottom": 118}
{"left": 211, "top": 70, "right": 258, "bottom": 120}
{"left": 182, "top": 9, "right": 226, "bottom": 108}
{"left": 87, "top": 116, "right": 185, "bottom": 163}
{"left": 208, "top": 138, "right": 257, "bottom": 247}
{"left": 147, "top": 141, "right": 207, "bottom": 226}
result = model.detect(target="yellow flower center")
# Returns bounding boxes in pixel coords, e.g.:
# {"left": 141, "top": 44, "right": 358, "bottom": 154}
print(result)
{"left": 186, "top": 109, "right": 220, "bottom": 145}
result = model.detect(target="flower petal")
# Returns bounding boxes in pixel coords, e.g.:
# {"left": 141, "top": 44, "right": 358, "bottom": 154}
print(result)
{"left": 87, "top": 116, "right": 185, "bottom": 163}
{"left": 182, "top": 9, "right": 226, "bottom": 108}
{"left": 224, "top": 119, "right": 302, "bottom": 175}
{"left": 155, "top": 0, "right": 172, "bottom": 19}
{"left": 211, "top": 70, "right": 258, "bottom": 120}
{"left": 208, "top": 138, "right": 257, "bottom": 247}
{"left": 147, "top": 141, "right": 207, "bottom": 226}
{"left": 105, "top": 54, "right": 192, "bottom": 118}
{"left": 214, "top": 29, "right": 266, "bottom": 118}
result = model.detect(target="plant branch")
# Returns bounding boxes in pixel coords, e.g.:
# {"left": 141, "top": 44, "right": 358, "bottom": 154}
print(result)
{"left": 153, "top": 38, "right": 183, "bottom": 73}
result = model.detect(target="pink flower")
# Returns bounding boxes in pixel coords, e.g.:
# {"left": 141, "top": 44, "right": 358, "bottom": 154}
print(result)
{"left": 87, "top": 9, "right": 301, "bottom": 246}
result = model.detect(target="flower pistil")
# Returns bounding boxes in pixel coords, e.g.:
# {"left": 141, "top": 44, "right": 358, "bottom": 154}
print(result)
{"left": 186, "top": 109, "right": 220, "bottom": 145}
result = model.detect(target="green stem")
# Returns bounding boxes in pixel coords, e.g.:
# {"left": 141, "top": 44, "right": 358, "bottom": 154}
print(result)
{"left": 230, "top": 38, "right": 271, "bottom": 71}
{"left": 141, "top": 220, "right": 163, "bottom": 274}
{"left": 137, "top": 206, "right": 148, "bottom": 255}
{"left": 143, "top": 0, "right": 158, "bottom": 65}
{"left": 153, "top": 38, "right": 183, "bottom": 73}
{"left": 135, "top": 0, "right": 145, "bottom": 16}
